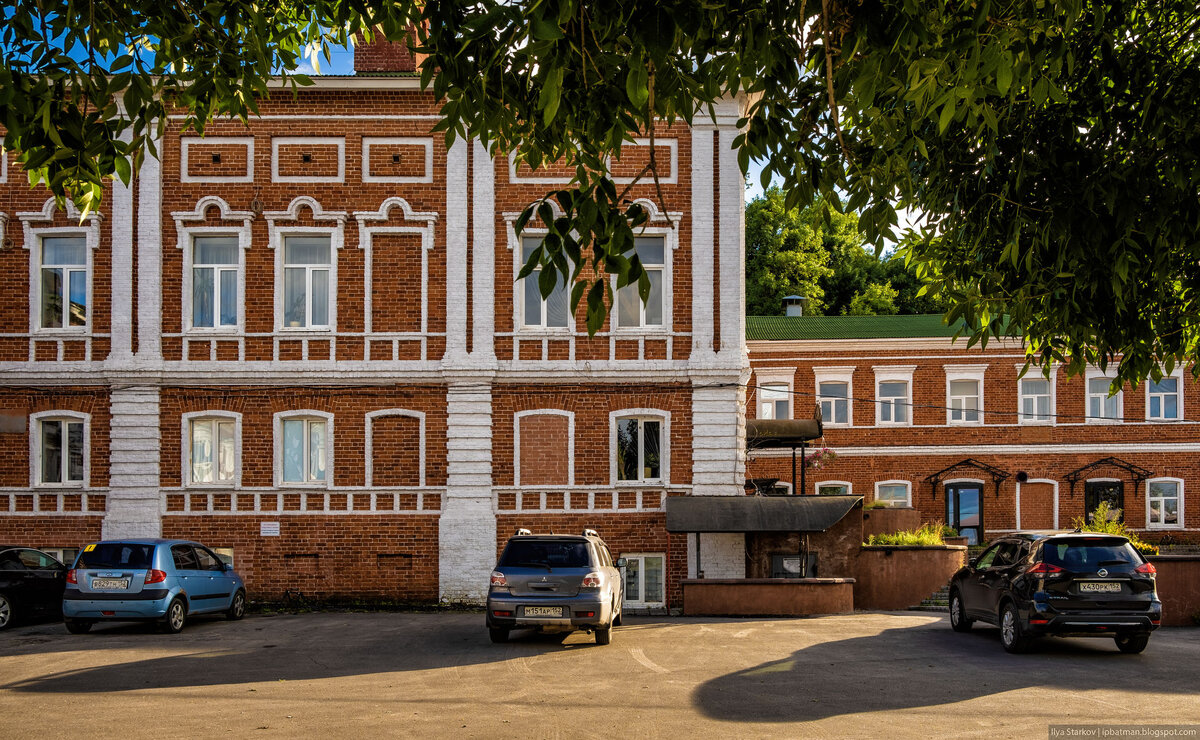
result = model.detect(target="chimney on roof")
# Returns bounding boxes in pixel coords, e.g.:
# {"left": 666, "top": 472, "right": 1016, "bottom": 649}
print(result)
{"left": 353, "top": 29, "right": 423, "bottom": 74}
{"left": 782, "top": 295, "right": 808, "bottom": 317}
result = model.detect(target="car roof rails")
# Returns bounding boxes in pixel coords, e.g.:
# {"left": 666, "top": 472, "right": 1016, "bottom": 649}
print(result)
{"left": 514, "top": 528, "right": 532, "bottom": 536}
{"left": 581, "top": 528, "right": 600, "bottom": 538}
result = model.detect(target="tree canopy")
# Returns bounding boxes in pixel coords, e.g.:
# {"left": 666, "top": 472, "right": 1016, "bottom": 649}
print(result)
{"left": 4, "top": 0, "right": 1199, "bottom": 383}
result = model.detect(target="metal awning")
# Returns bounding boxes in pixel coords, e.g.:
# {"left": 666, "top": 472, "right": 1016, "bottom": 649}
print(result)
{"left": 745, "top": 418, "right": 823, "bottom": 449}
{"left": 665, "top": 495, "right": 862, "bottom": 533}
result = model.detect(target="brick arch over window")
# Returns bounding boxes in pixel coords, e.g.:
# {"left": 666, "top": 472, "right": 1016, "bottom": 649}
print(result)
{"left": 514, "top": 410, "right": 574, "bottom": 487}
{"left": 366, "top": 409, "right": 425, "bottom": 487}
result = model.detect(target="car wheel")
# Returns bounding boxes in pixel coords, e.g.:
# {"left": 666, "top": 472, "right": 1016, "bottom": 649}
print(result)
{"left": 226, "top": 590, "right": 246, "bottom": 621}
{"left": 0, "top": 592, "right": 13, "bottom": 630}
{"left": 595, "top": 625, "right": 612, "bottom": 645}
{"left": 999, "top": 602, "right": 1031, "bottom": 654}
{"left": 489, "top": 627, "right": 510, "bottom": 644}
{"left": 1115, "top": 634, "right": 1149, "bottom": 654}
{"left": 161, "top": 598, "right": 187, "bottom": 634}
{"left": 64, "top": 619, "right": 92, "bottom": 634}
{"left": 949, "top": 589, "right": 973, "bottom": 632}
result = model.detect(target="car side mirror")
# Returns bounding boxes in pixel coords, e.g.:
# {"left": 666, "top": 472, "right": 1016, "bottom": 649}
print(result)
{"left": 615, "top": 558, "right": 627, "bottom": 569}
{"left": 223, "top": 563, "right": 234, "bottom": 572}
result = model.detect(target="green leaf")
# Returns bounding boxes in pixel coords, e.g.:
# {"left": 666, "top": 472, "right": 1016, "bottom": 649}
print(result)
{"left": 937, "top": 100, "right": 955, "bottom": 135}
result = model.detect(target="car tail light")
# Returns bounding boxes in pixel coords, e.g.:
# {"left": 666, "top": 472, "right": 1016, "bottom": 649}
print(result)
{"left": 1134, "top": 562, "right": 1157, "bottom": 575}
{"left": 66, "top": 569, "right": 77, "bottom": 585}
{"left": 492, "top": 610, "right": 512, "bottom": 618}
{"left": 577, "top": 611, "right": 595, "bottom": 618}
{"left": 1026, "top": 562, "right": 1065, "bottom": 576}
{"left": 1029, "top": 618, "right": 1049, "bottom": 625}
{"left": 144, "top": 569, "right": 167, "bottom": 585}
{"left": 581, "top": 572, "right": 602, "bottom": 589}
{"left": 490, "top": 571, "right": 508, "bottom": 588}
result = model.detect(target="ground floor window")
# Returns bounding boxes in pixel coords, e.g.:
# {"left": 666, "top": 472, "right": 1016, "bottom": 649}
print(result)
{"left": 621, "top": 553, "right": 665, "bottom": 608}
{"left": 1147, "top": 480, "right": 1181, "bottom": 529}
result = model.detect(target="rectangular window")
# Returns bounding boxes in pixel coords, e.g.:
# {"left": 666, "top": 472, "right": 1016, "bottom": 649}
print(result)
{"left": 817, "top": 483, "right": 849, "bottom": 496}
{"left": 1147, "top": 481, "right": 1181, "bottom": 528}
{"left": 616, "top": 417, "right": 662, "bottom": 482}
{"left": 948, "top": 379, "right": 981, "bottom": 423}
{"left": 622, "top": 553, "right": 665, "bottom": 607}
{"left": 192, "top": 236, "right": 239, "bottom": 329}
{"left": 283, "top": 236, "right": 332, "bottom": 328}
{"left": 282, "top": 418, "right": 327, "bottom": 484}
{"left": 1087, "top": 377, "right": 1121, "bottom": 421}
{"left": 616, "top": 237, "right": 665, "bottom": 328}
{"left": 1020, "top": 378, "right": 1052, "bottom": 423}
{"left": 1148, "top": 377, "right": 1180, "bottom": 421}
{"left": 876, "top": 483, "right": 910, "bottom": 507}
{"left": 819, "top": 382, "right": 849, "bottom": 424}
{"left": 758, "top": 384, "right": 790, "bottom": 420}
{"left": 878, "top": 381, "right": 909, "bottom": 424}
{"left": 520, "top": 237, "right": 570, "bottom": 329}
{"left": 40, "top": 419, "right": 84, "bottom": 484}
{"left": 190, "top": 418, "right": 236, "bottom": 484}
{"left": 40, "top": 236, "right": 88, "bottom": 329}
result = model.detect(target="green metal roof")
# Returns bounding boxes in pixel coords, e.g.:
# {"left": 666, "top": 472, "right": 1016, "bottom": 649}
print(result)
{"left": 745, "top": 314, "right": 967, "bottom": 341}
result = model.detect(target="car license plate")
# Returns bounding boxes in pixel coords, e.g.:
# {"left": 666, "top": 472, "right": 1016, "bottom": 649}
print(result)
{"left": 1078, "top": 581, "right": 1121, "bottom": 593}
{"left": 524, "top": 606, "right": 563, "bottom": 617}
{"left": 91, "top": 578, "right": 129, "bottom": 590}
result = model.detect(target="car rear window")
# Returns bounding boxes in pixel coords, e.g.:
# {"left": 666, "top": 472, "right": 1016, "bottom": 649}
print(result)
{"left": 75, "top": 543, "right": 155, "bottom": 570}
{"left": 499, "top": 540, "right": 591, "bottom": 568}
{"left": 1042, "top": 539, "right": 1140, "bottom": 570}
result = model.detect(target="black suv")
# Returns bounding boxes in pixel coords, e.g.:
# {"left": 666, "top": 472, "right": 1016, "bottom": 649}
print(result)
{"left": 486, "top": 529, "right": 625, "bottom": 645}
{"left": 948, "top": 533, "right": 1161, "bottom": 653}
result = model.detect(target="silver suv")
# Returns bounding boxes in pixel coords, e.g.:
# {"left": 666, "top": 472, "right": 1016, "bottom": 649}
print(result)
{"left": 487, "top": 529, "right": 625, "bottom": 645}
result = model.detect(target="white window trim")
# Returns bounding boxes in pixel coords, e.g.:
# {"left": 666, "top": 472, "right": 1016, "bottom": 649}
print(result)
{"left": 874, "top": 479, "right": 912, "bottom": 507}
{"left": 353, "top": 198, "right": 438, "bottom": 338}
{"left": 816, "top": 480, "right": 853, "bottom": 496}
{"left": 514, "top": 409, "right": 574, "bottom": 486}
{"left": 19, "top": 199, "right": 102, "bottom": 336}
{"left": 511, "top": 228, "right": 575, "bottom": 334}
{"left": 30, "top": 410, "right": 90, "bottom": 488}
{"left": 754, "top": 367, "right": 795, "bottom": 420}
{"left": 273, "top": 410, "right": 335, "bottom": 489}
{"left": 620, "top": 552, "right": 667, "bottom": 608}
{"left": 1145, "top": 477, "right": 1184, "bottom": 530}
{"left": 1145, "top": 370, "right": 1184, "bottom": 422}
{"left": 365, "top": 409, "right": 426, "bottom": 488}
{"left": 1016, "top": 365, "right": 1056, "bottom": 426}
{"left": 813, "top": 366, "right": 855, "bottom": 427}
{"left": 265, "top": 197, "right": 347, "bottom": 334}
{"left": 181, "top": 411, "right": 242, "bottom": 488}
{"left": 873, "top": 365, "right": 915, "bottom": 427}
{"left": 609, "top": 408, "right": 670, "bottom": 485}
{"left": 1085, "top": 368, "right": 1123, "bottom": 424}
{"left": 945, "top": 365, "right": 987, "bottom": 426}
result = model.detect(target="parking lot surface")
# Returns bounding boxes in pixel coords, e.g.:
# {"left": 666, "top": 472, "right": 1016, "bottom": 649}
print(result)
{"left": 1, "top": 611, "right": 1198, "bottom": 738}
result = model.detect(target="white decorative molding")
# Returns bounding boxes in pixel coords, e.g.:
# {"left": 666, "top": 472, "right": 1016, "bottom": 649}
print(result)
{"left": 18, "top": 198, "right": 103, "bottom": 252}
{"left": 873, "top": 364, "right": 916, "bottom": 427}
{"left": 365, "top": 409, "right": 426, "bottom": 488}
{"left": 180, "top": 136, "right": 255, "bottom": 183}
{"left": 472, "top": 139, "right": 496, "bottom": 358}
{"left": 136, "top": 134, "right": 163, "bottom": 361}
{"left": 752, "top": 442, "right": 1200, "bottom": 457}
{"left": 945, "top": 363, "right": 988, "bottom": 426}
{"left": 29, "top": 410, "right": 91, "bottom": 488}
{"left": 1015, "top": 478, "right": 1060, "bottom": 530}
{"left": 0, "top": 212, "right": 8, "bottom": 245}
{"left": 180, "top": 411, "right": 243, "bottom": 488}
{"left": 0, "top": 149, "right": 6, "bottom": 183}
{"left": 613, "top": 138, "right": 679, "bottom": 184}
{"left": 690, "top": 128, "right": 716, "bottom": 359}
{"left": 817, "top": 479, "right": 854, "bottom": 496}
{"left": 502, "top": 199, "right": 564, "bottom": 251}
{"left": 264, "top": 196, "right": 348, "bottom": 250}
{"left": 103, "top": 387, "right": 162, "bottom": 538}
{"left": 514, "top": 409, "right": 575, "bottom": 486}
{"left": 172, "top": 195, "right": 255, "bottom": 251}
{"left": 629, "top": 197, "right": 683, "bottom": 250}
{"left": 354, "top": 197, "right": 438, "bottom": 338}
{"left": 361, "top": 137, "right": 434, "bottom": 183}
{"left": 271, "top": 136, "right": 345, "bottom": 183}
{"left": 444, "top": 139, "right": 469, "bottom": 362}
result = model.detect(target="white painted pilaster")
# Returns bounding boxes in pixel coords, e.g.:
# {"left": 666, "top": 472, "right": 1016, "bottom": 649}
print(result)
{"left": 102, "top": 386, "right": 162, "bottom": 538}
{"left": 690, "top": 374, "right": 748, "bottom": 496}
{"left": 439, "top": 378, "right": 495, "bottom": 602}
{"left": 136, "top": 135, "right": 163, "bottom": 360}
{"left": 444, "top": 139, "right": 469, "bottom": 362}
{"left": 109, "top": 150, "right": 135, "bottom": 361}
{"left": 471, "top": 140, "right": 496, "bottom": 360}
{"left": 717, "top": 126, "right": 746, "bottom": 361}
{"left": 690, "top": 127, "right": 716, "bottom": 359}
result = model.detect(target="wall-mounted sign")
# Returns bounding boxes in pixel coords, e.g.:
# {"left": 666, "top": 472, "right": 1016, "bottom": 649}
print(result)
{"left": 260, "top": 521, "right": 281, "bottom": 537}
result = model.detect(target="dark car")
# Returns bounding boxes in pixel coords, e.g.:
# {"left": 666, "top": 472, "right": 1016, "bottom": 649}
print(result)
{"left": 948, "top": 532, "right": 1161, "bottom": 653}
{"left": 486, "top": 529, "right": 625, "bottom": 645}
{"left": 0, "top": 546, "right": 68, "bottom": 629}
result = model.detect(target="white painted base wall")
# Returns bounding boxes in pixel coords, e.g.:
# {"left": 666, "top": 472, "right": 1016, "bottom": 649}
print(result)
{"left": 688, "top": 532, "right": 746, "bottom": 579}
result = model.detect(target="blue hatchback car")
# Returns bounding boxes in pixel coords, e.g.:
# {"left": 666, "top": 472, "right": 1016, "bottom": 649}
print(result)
{"left": 63, "top": 539, "right": 246, "bottom": 634}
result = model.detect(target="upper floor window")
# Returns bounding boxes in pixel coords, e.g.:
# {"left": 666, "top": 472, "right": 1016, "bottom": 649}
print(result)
{"left": 819, "top": 382, "right": 849, "bottom": 425}
{"left": 191, "top": 236, "right": 239, "bottom": 331}
{"left": 615, "top": 237, "right": 665, "bottom": 329}
{"left": 39, "top": 236, "right": 88, "bottom": 329}
{"left": 758, "top": 384, "right": 790, "bottom": 420}
{"left": 283, "top": 236, "right": 332, "bottom": 329}
{"left": 1019, "top": 377, "right": 1053, "bottom": 423}
{"left": 188, "top": 416, "right": 237, "bottom": 485}
{"left": 948, "top": 380, "right": 981, "bottom": 424}
{"left": 615, "top": 415, "right": 663, "bottom": 483}
{"left": 34, "top": 413, "right": 86, "bottom": 486}
{"left": 280, "top": 415, "right": 329, "bottom": 484}
{"left": 520, "top": 237, "right": 571, "bottom": 329}
{"left": 1087, "top": 376, "right": 1121, "bottom": 422}
{"left": 1147, "top": 376, "right": 1180, "bottom": 421}
{"left": 877, "top": 381, "right": 909, "bottom": 425}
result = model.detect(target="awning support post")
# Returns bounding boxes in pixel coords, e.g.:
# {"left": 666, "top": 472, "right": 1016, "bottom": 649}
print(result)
{"left": 800, "top": 441, "right": 807, "bottom": 496}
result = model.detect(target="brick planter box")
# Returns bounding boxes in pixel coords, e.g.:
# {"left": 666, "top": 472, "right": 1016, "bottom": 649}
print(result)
{"left": 854, "top": 545, "right": 968, "bottom": 611}
{"left": 1148, "top": 555, "right": 1200, "bottom": 626}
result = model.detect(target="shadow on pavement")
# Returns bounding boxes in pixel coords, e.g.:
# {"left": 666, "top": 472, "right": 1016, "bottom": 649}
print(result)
{"left": 693, "top": 618, "right": 1184, "bottom": 723}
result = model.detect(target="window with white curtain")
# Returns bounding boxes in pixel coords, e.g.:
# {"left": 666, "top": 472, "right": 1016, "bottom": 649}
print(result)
{"left": 189, "top": 417, "right": 237, "bottom": 485}
{"left": 283, "top": 236, "right": 331, "bottom": 329}
{"left": 1020, "top": 378, "right": 1052, "bottom": 423}
{"left": 1087, "top": 377, "right": 1121, "bottom": 421}
{"left": 191, "top": 236, "right": 239, "bottom": 330}
{"left": 282, "top": 417, "right": 328, "bottom": 484}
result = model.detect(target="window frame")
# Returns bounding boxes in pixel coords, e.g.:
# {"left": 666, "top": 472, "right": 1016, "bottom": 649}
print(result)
{"left": 757, "top": 383, "right": 792, "bottom": 420}
{"left": 515, "top": 233, "right": 574, "bottom": 333}
{"left": 620, "top": 552, "right": 666, "bottom": 608}
{"left": 19, "top": 199, "right": 102, "bottom": 336}
{"left": 945, "top": 365, "right": 987, "bottom": 426}
{"left": 873, "top": 365, "right": 915, "bottom": 427}
{"left": 1085, "top": 369, "right": 1123, "bottom": 424}
{"left": 32, "top": 232, "right": 93, "bottom": 334}
{"left": 172, "top": 197, "right": 255, "bottom": 336}
{"left": 609, "top": 409, "right": 670, "bottom": 485}
{"left": 264, "top": 197, "right": 347, "bottom": 335}
{"left": 30, "top": 411, "right": 89, "bottom": 488}
{"left": 1017, "top": 367, "right": 1056, "bottom": 425}
{"left": 278, "top": 232, "right": 335, "bottom": 331}
{"left": 1146, "top": 477, "right": 1184, "bottom": 530}
{"left": 816, "top": 481, "right": 852, "bottom": 496}
{"left": 183, "top": 231, "right": 246, "bottom": 334}
{"left": 182, "top": 411, "right": 242, "bottom": 488}
{"left": 813, "top": 366, "right": 855, "bottom": 427}
{"left": 1146, "top": 371, "right": 1183, "bottom": 422}
{"left": 613, "top": 235, "right": 671, "bottom": 332}
{"left": 874, "top": 480, "right": 912, "bottom": 507}
{"left": 273, "top": 410, "right": 335, "bottom": 488}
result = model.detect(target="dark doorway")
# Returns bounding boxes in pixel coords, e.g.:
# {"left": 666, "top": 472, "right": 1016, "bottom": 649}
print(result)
{"left": 946, "top": 483, "right": 983, "bottom": 545}
{"left": 1084, "top": 481, "right": 1125, "bottom": 522}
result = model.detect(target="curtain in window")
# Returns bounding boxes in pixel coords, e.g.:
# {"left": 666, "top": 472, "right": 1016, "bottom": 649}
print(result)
{"left": 283, "top": 420, "right": 304, "bottom": 481}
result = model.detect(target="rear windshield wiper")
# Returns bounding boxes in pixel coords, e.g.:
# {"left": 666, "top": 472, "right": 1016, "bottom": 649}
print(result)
{"left": 514, "top": 561, "right": 553, "bottom": 571}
